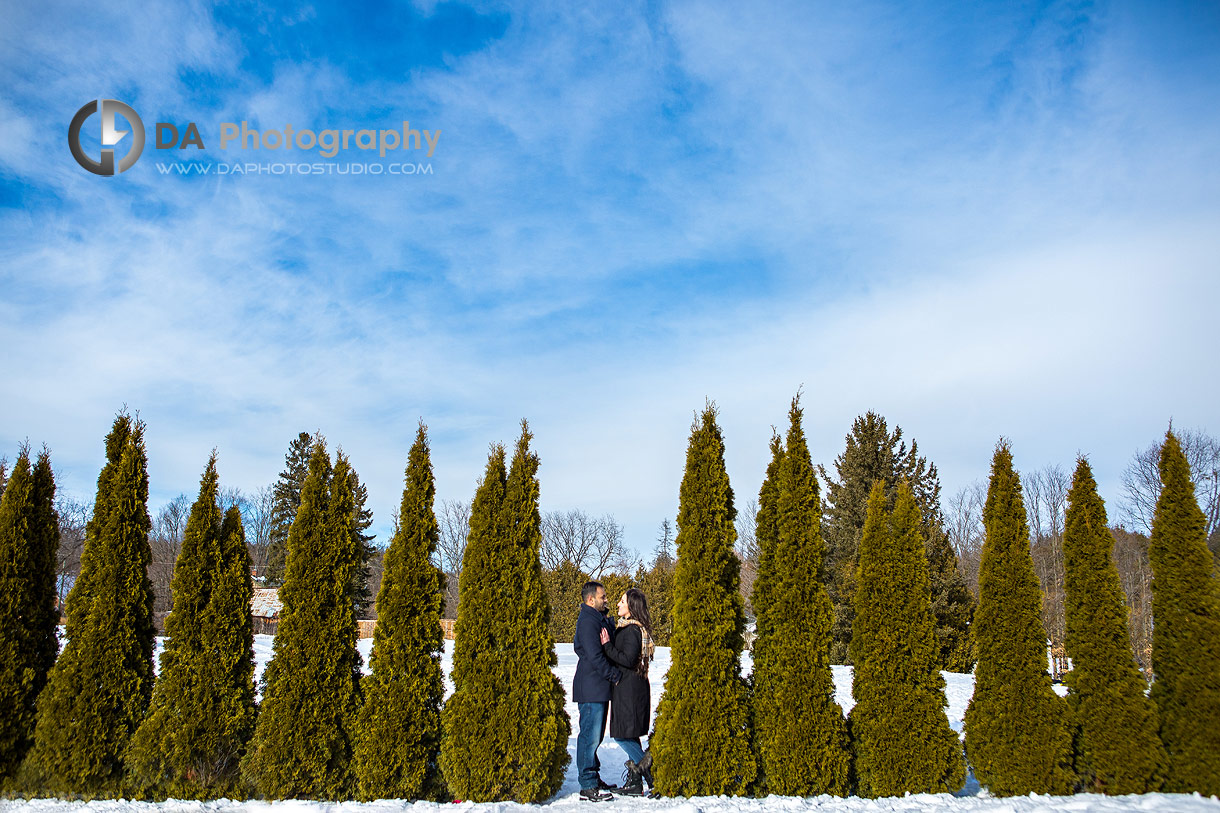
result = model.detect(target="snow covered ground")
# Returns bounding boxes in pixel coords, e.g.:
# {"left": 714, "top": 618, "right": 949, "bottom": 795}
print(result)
{"left": 9, "top": 635, "right": 1218, "bottom": 813}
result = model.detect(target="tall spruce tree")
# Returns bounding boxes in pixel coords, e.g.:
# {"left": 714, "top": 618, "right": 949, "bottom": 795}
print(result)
{"left": 440, "top": 424, "right": 570, "bottom": 802}
{"left": 638, "top": 521, "right": 676, "bottom": 646}
{"left": 354, "top": 423, "right": 447, "bottom": 801}
{"left": 265, "top": 433, "right": 375, "bottom": 614}
{"left": 264, "top": 432, "right": 313, "bottom": 587}
{"left": 0, "top": 447, "right": 60, "bottom": 779}
{"left": 964, "top": 441, "right": 1072, "bottom": 796}
{"left": 347, "top": 468, "right": 377, "bottom": 616}
{"left": 1062, "top": 457, "right": 1165, "bottom": 793}
{"left": 822, "top": 413, "right": 973, "bottom": 670}
{"left": 1148, "top": 430, "right": 1220, "bottom": 795}
{"left": 23, "top": 414, "right": 155, "bottom": 797}
{"left": 125, "top": 455, "right": 257, "bottom": 799}
{"left": 850, "top": 481, "right": 964, "bottom": 797}
{"left": 750, "top": 399, "right": 849, "bottom": 796}
{"left": 650, "top": 404, "right": 756, "bottom": 796}
{"left": 242, "top": 444, "right": 362, "bottom": 800}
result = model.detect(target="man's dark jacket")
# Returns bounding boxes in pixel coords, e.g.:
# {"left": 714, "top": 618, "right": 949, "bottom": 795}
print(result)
{"left": 573, "top": 603, "right": 620, "bottom": 702}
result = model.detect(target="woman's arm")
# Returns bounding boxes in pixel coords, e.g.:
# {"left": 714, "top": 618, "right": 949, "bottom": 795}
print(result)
{"left": 603, "top": 625, "right": 641, "bottom": 669}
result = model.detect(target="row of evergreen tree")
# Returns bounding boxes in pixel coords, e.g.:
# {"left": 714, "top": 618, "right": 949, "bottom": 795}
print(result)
{"left": 2, "top": 406, "right": 1218, "bottom": 800}
{"left": 650, "top": 400, "right": 1219, "bottom": 799}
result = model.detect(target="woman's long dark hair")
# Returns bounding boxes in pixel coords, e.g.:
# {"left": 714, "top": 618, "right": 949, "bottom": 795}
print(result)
{"left": 625, "top": 588, "right": 653, "bottom": 675}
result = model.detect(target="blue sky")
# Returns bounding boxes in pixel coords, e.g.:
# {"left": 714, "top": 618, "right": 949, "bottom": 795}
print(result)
{"left": 2, "top": 0, "right": 1217, "bottom": 556}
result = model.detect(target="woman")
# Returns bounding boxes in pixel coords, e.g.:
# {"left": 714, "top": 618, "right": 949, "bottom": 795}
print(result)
{"left": 598, "top": 587, "right": 655, "bottom": 795}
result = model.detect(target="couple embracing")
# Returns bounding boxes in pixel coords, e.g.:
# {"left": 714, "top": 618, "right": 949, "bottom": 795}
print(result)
{"left": 573, "top": 581, "right": 656, "bottom": 802}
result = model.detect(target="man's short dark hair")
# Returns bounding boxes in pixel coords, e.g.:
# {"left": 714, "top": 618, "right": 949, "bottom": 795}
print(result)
{"left": 581, "top": 581, "right": 604, "bottom": 603}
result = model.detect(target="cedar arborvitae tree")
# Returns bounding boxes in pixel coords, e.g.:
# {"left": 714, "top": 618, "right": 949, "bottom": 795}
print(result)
{"left": 354, "top": 423, "right": 447, "bottom": 801}
{"left": 850, "top": 481, "right": 964, "bottom": 797}
{"left": 24, "top": 414, "right": 155, "bottom": 797}
{"left": 441, "top": 424, "right": 571, "bottom": 802}
{"left": 242, "top": 445, "right": 362, "bottom": 800}
{"left": 204, "top": 506, "right": 257, "bottom": 785}
{"left": 751, "top": 399, "right": 850, "bottom": 796}
{"left": 749, "top": 432, "right": 783, "bottom": 637}
{"left": 650, "top": 404, "right": 756, "bottom": 796}
{"left": 125, "top": 455, "right": 257, "bottom": 799}
{"left": 822, "top": 412, "right": 973, "bottom": 670}
{"left": 0, "top": 447, "right": 60, "bottom": 778}
{"left": 1148, "top": 430, "right": 1220, "bottom": 795}
{"left": 963, "top": 441, "right": 1072, "bottom": 796}
{"left": 1062, "top": 457, "right": 1165, "bottom": 793}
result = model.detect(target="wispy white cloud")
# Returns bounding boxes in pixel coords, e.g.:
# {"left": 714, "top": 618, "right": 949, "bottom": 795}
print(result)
{"left": 1, "top": 0, "right": 1217, "bottom": 554}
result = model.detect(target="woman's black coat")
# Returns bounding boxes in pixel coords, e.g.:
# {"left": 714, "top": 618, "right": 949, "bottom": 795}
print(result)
{"left": 603, "top": 623, "right": 650, "bottom": 739}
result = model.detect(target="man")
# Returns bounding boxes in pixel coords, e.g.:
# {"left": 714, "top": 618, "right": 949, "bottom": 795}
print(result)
{"left": 573, "top": 580, "right": 621, "bottom": 802}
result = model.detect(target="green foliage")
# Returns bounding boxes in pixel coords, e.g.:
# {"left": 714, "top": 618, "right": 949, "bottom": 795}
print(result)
{"left": 542, "top": 560, "right": 588, "bottom": 643}
{"left": 600, "top": 571, "right": 634, "bottom": 616}
{"left": 822, "top": 413, "right": 973, "bottom": 670}
{"left": 23, "top": 414, "right": 155, "bottom": 797}
{"left": 850, "top": 481, "right": 964, "bottom": 797}
{"left": 125, "top": 455, "right": 257, "bottom": 799}
{"left": 242, "top": 444, "right": 362, "bottom": 800}
{"left": 1148, "top": 430, "right": 1220, "bottom": 795}
{"left": 1062, "top": 457, "right": 1165, "bottom": 793}
{"left": 347, "top": 468, "right": 377, "bottom": 616}
{"left": 926, "top": 525, "right": 976, "bottom": 673}
{"left": 651, "top": 404, "right": 756, "bottom": 797}
{"left": 264, "top": 432, "right": 313, "bottom": 587}
{"left": 749, "top": 432, "right": 784, "bottom": 639}
{"left": 266, "top": 433, "right": 375, "bottom": 615}
{"left": 440, "top": 423, "right": 571, "bottom": 803}
{"left": 750, "top": 398, "right": 850, "bottom": 796}
{"left": 0, "top": 447, "right": 60, "bottom": 779}
{"left": 637, "top": 552, "right": 675, "bottom": 647}
{"left": 964, "top": 441, "right": 1072, "bottom": 796}
{"left": 354, "top": 424, "right": 447, "bottom": 801}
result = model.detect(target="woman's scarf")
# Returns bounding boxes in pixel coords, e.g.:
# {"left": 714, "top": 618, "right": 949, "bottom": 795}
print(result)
{"left": 615, "top": 617, "right": 655, "bottom": 676}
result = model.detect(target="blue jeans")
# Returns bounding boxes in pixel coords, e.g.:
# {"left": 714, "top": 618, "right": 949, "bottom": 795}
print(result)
{"left": 615, "top": 737, "right": 645, "bottom": 766}
{"left": 576, "top": 702, "right": 609, "bottom": 790}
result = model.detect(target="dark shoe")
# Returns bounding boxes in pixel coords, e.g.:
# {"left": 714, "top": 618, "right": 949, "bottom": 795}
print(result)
{"left": 612, "top": 761, "right": 644, "bottom": 796}
{"left": 597, "top": 778, "right": 618, "bottom": 791}
{"left": 580, "top": 788, "right": 615, "bottom": 802}
{"left": 638, "top": 750, "right": 654, "bottom": 788}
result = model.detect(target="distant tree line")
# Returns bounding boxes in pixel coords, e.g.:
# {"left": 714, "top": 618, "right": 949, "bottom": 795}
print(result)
{"left": 945, "top": 426, "right": 1220, "bottom": 679}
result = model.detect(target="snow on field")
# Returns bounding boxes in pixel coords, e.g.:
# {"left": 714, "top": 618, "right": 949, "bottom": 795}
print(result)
{"left": 10, "top": 635, "right": 1218, "bottom": 813}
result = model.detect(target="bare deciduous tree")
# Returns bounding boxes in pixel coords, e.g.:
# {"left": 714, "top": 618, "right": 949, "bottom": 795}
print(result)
{"left": 1121, "top": 427, "right": 1220, "bottom": 562}
{"left": 539, "top": 509, "right": 632, "bottom": 578}
{"left": 54, "top": 491, "right": 90, "bottom": 613}
{"left": 1025, "top": 464, "right": 1069, "bottom": 679}
{"left": 150, "top": 494, "right": 191, "bottom": 617}
{"left": 736, "top": 498, "right": 759, "bottom": 614}
{"left": 1112, "top": 526, "right": 1153, "bottom": 676}
{"left": 241, "top": 485, "right": 276, "bottom": 579}
{"left": 436, "top": 498, "right": 471, "bottom": 618}
{"left": 945, "top": 481, "right": 987, "bottom": 598}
